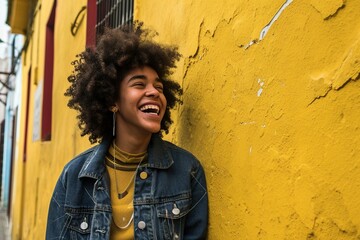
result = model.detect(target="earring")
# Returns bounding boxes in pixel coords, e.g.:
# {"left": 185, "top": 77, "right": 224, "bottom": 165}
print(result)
{"left": 110, "top": 106, "right": 118, "bottom": 137}
{"left": 111, "top": 106, "right": 118, "bottom": 113}
{"left": 112, "top": 111, "right": 116, "bottom": 136}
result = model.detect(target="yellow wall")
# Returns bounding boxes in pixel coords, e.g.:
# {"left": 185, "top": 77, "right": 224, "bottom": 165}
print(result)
{"left": 135, "top": 0, "right": 360, "bottom": 239}
{"left": 11, "top": 0, "right": 89, "bottom": 239}
{"left": 10, "top": 0, "right": 360, "bottom": 239}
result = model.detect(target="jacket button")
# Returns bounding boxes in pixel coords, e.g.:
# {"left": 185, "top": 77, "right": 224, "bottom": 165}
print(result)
{"left": 139, "top": 171, "right": 148, "bottom": 179}
{"left": 172, "top": 207, "right": 180, "bottom": 215}
{"left": 138, "top": 221, "right": 146, "bottom": 230}
{"left": 80, "top": 221, "right": 88, "bottom": 230}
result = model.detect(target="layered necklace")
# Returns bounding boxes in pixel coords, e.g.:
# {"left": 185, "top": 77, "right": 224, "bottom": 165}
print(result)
{"left": 105, "top": 142, "right": 147, "bottom": 230}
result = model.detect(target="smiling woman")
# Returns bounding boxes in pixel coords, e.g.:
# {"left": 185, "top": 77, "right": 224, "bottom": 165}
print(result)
{"left": 46, "top": 22, "right": 208, "bottom": 240}
{"left": 64, "top": 22, "right": 183, "bottom": 144}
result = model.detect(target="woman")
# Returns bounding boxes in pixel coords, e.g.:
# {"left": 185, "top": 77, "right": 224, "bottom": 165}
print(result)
{"left": 46, "top": 23, "right": 208, "bottom": 240}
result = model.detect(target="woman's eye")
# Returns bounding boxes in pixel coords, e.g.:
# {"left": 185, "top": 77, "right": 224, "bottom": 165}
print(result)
{"left": 133, "top": 82, "right": 145, "bottom": 87}
{"left": 155, "top": 85, "right": 164, "bottom": 92}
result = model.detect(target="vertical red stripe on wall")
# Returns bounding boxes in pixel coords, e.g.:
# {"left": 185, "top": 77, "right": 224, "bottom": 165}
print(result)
{"left": 86, "top": 0, "right": 97, "bottom": 47}
{"left": 42, "top": 1, "right": 56, "bottom": 141}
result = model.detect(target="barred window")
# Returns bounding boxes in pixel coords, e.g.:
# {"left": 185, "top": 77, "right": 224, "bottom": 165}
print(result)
{"left": 86, "top": 0, "right": 134, "bottom": 46}
{"left": 96, "top": 0, "right": 134, "bottom": 35}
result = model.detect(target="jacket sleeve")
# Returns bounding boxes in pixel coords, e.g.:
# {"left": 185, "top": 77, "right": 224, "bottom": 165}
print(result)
{"left": 46, "top": 170, "right": 69, "bottom": 240}
{"left": 184, "top": 161, "right": 209, "bottom": 240}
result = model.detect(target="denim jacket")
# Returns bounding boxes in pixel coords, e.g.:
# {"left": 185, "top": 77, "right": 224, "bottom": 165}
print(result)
{"left": 46, "top": 135, "right": 208, "bottom": 240}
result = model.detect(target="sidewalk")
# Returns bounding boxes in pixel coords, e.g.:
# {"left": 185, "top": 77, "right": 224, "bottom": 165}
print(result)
{"left": 0, "top": 207, "right": 10, "bottom": 240}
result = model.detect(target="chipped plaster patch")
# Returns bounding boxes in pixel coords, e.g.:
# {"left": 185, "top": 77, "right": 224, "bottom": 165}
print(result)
{"left": 312, "top": 186, "right": 358, "bottom": 238}
{"left": 307, "top": 76, "right": 332, "bottom": 105}
{"left": 241, "top": 0, "right": 293, "bottom": 49}
{"left": 308, "top": 38, "right": 360, "bottom": 105}
{"left": 243, "top": 39, "right": 258, "bottom": 49}
{"left": 332, "top": 39, "right": 360, "bottom": 90}
{"left": 310, "top": 0, "right": 345, "bottom": 20}
{"left": 257, "top": 79, "right": 265, "bottom": 97}
{"left": 259, "top": 0, "right": 293, "bottom": 40}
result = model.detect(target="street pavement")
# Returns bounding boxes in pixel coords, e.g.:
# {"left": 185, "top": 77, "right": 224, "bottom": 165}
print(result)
{"left": 0, "top": 207, "right": 10, "bottom": 240}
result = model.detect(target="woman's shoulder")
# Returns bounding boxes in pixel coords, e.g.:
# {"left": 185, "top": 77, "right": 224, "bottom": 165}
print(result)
{"left": 162, "top": 140, "right": 202, "bottom": 166}
{"left": 163, "top": 141, "right": 193, "bottom": 155}
{"left": 64, "top": 145, "right": 99, "bottom": 168}
{"left": 60, "top": 143, "right": 106, "bottom": 180}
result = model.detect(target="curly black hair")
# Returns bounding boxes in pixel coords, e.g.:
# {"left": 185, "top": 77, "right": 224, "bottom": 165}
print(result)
{"left": 65, "top": 22, "right": 183, "bottom": 144}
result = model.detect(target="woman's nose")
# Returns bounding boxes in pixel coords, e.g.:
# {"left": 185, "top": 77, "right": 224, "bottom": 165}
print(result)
{"left": 145, "top": 85, "right": 160, "bottom": 97}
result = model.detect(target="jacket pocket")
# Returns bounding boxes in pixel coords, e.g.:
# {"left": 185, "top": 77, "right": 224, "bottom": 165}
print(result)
{"left": 68, "top": 213, "right": 92, "bottom": 240}
{"left": 156, "top": 196, "right": 191, "bottom": 240}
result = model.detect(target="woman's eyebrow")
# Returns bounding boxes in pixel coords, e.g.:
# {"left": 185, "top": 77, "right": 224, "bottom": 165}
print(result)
{"left": 128, "top": 75, "right": 161, "bottom": 83}
{"left": 128, "top": 74, "right": 147, "bottom": 82}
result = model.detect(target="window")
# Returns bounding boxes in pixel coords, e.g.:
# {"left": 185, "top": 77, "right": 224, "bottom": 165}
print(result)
{"left": 86, "top": 0, "right": 134, "bottom": 46}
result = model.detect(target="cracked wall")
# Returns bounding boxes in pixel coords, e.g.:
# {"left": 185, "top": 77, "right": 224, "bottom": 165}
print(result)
{"left": 134, "top": 0, "right": 360, "bottom": 239}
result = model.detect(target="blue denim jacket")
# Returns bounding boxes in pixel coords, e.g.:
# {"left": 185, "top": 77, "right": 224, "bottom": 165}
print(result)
{"left": 46, "top": 135, "right": 208, "bottom": 239}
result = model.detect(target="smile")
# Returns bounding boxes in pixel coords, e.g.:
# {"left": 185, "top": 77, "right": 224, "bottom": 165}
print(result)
{"left": 139, "top": 104, "right": 160, "bottom": 115}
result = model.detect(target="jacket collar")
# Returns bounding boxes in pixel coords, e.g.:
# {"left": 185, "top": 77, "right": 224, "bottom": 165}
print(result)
{"left": 147, "top": 134, "right": 174, "bottom": 169}
{"left": 78, "top": 134, "right": 174, "bottom": 179}
{"left": 78, "top": 138, "right": 111, "bottom": 179}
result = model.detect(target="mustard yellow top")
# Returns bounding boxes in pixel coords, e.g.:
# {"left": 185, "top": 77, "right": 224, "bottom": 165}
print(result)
{"left": 105, "top": 142, "right": 147, "bottom": 240}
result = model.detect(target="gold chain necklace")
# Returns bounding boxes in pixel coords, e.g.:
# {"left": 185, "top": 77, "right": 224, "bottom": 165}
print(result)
{"left": 112, "top": 141, "right": 144, "bottom": 199}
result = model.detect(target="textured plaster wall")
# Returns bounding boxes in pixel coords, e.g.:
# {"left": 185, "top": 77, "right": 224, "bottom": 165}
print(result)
{"left": 11, "top": 0, "right": 89, "bottom": 239}
{"left": 10, "top": 0, "right": 360, "bottom": 239}
{"left": 136, "top": 0, "right": 360, "bottom": 239}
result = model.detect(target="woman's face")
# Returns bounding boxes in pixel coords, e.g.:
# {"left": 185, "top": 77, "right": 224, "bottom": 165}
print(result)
{"left": 115, "top": 66, "right": 167, "bottom": 136}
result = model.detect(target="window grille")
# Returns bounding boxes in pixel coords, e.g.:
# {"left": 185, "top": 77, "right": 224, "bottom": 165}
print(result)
{"left": 96, "top": 0, "right": 134, "bottom": 36}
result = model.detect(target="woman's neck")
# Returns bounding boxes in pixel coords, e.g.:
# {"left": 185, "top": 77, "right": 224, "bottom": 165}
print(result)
{"left": 114, "top": 133, "right": 151, "bottom": 154}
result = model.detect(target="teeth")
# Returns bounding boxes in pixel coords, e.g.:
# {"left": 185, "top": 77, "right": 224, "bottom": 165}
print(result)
{"left": 140, "top": 104, "right": 160, "bottom": 114}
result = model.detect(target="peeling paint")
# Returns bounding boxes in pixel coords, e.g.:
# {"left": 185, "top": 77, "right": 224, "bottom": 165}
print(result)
{"left": 137, "top": 0, "right": 360, "bottom": 239}
{"left": 310, "top": 0, "right": 345, "bottom": 20}
{"left": 257, "top": 79, "right": 265, "bottom": 97}
{"left": 259, "top": 0, "right": 293, "bottom": 40}
{"left": 332, "top": 38, "right": 360, "bottom": 90}
{"left": 241, "top": 0, "right": 293, "bottom": 49}
{"left": 8, "top": 0, "right": 360, "bottom": 239}
{"left": 243, "top": 39, "right": 258, "bottom": 49}
{"left": 308, "top": 70, "right": 360, "bottom": 106}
